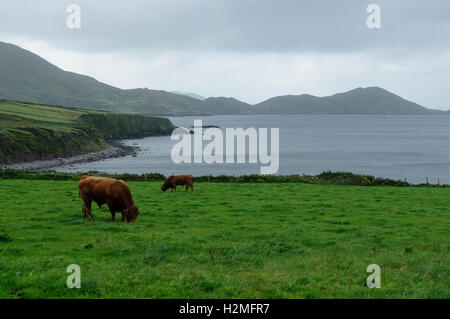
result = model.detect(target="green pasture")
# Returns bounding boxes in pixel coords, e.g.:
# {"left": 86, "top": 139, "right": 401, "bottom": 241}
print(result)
{"left": 0, "top": 179, "right": 448, "bottom": 298}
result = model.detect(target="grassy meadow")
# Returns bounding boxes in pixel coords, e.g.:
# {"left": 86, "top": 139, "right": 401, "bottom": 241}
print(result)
{"left": 0, "top": 101, "right": 174, "bottom": 164}
{"left": 0, "top": 179, "right": 449, "bottom": 298}
{"left": 0, "top": 101, "right": 106, "bottom": 162}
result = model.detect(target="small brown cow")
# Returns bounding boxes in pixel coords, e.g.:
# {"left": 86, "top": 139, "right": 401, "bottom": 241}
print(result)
{"left": 78, "top": 176, "right": 140, "bottom": 223}
{"left": 161, "top": 174, "right": 194, "bottom": 192}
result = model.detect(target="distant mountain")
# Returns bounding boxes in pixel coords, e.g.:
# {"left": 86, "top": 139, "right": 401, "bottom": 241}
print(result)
{"left": 252, "top": 94, "right": 329, "bottom": 114}
{"left": 202, "top": 97, "right": 251, "bottom": 115}
{"left": 172, "top": 91, "right": 206, "bottom": 100}
{"left": 0, "top": 42, "right": 211, "bottom": 115}
{"left": 0, "top": 41, "right": 445, "bottom": 116}
{"left": 251, "top": 87, "right": 444, "bottom": 114}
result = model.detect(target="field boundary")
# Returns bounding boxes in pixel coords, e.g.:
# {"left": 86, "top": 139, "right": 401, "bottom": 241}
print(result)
{"left": 0, "top": 169, "right": 447, "bottom": 187}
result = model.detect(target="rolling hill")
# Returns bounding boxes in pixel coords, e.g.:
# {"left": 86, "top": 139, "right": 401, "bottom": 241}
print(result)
{"left": 0, "top": 42, "right": 211, "bottom": 116}
{"left": 172, "top": 91, "right": 206, "bottom": 100}
{"left": 0, "top": 41, "right": 445, "bottom": 115}
{"left": 202, "top": 97, "right": 252, "bottom": 115}
{"left": 0, "top": 100, "right": 174, "bottom": 164}
{"left": 251, "top": 87, "right": 444, "bottom": 114}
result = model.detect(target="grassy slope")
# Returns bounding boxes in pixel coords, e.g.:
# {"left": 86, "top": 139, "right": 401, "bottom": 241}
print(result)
{"left": 0, "top": 42, "right": 207, "bottom": 115}
{"left": 0, "top": 101, "right": 174, "bottom": 164}
{"left": 0, "top": 180, "right": 448, "bottom": 298}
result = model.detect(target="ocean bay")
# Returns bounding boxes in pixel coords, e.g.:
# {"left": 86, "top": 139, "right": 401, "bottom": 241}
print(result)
{"left": 54, "top": 114, "right": 450, "bottom": 184}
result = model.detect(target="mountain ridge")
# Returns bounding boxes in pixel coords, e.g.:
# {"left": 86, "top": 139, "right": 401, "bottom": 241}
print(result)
{"left": 250, "top": 87, "right": 445, "bottom": 114}
{"left": 0, "top": 41, "right": 446, "bottom": 115}
{"left": 172, "top": 91, "right": 206, "bottom": 101}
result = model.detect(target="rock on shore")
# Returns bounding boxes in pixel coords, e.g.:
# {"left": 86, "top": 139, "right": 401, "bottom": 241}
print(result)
{"left": 2, "top": 141, "right": 137, "bottom": 171}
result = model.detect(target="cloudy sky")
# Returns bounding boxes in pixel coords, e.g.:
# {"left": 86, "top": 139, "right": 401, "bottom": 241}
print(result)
{"left": 0, "top": 0, "right": 449, "bottom": 109}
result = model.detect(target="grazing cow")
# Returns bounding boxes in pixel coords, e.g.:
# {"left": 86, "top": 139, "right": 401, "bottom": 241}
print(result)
{"left": 78, "top": 176, "right": 140, "bottom": 223}
{"left": 161, "top": 174, "right": 194, "bottom": 192}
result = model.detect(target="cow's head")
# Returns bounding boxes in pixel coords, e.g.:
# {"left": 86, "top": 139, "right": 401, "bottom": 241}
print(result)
{"left": 161, "top": 182, "right": 168, "bottom": 192}
{"left": 124, "top": 205, "right": 140, "bottom": 224}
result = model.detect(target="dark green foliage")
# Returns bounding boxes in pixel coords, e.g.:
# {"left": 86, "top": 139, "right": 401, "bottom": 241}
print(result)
{"left": 316, "top": 171, "right": 410, "bottom": 186}
{"left": 77, "top": 113, "right": 174, "bottom": 139}
{"left": 0, "top": 233, "right": 12, "bottom": 242}
{"left": 0, "top": 169, "right": 165, "bottom": 181}
{"left": 1, "top": 169, "right": 447, "bottom": 187}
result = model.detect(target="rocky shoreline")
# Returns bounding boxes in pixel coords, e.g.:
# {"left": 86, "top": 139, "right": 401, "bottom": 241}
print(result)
{"left": 2, "top": 141, "right": 138, "bottom": 171}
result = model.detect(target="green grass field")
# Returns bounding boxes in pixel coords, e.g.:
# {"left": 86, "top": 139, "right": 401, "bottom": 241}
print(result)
{"left": 0, "top": 101, "right": 174, "bottom": 164}
{"left": 0, "top": 179, "right": 448, "bottom": 298}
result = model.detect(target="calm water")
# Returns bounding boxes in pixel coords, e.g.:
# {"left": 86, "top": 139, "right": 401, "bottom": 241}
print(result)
{"left": 54, "top": 115, "right": 450, "bottom": 184}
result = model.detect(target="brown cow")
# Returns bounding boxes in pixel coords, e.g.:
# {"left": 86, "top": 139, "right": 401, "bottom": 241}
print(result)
{"left": 78, "top": 176, "right": 140, "bottom": 223}
{"left": 161, "top": 174, "right": 194, "bottom": 192}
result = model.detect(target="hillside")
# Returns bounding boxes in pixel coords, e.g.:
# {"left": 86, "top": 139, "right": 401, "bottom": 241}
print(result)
{"left": 0, "top": 41, "right": 445, "bottom": 115}
{"left": 251, "top": 87, "right": 444, "bottom": 114}
{"left": 201, "top": 97, "right": 252, "bottom": 115}
{"left": 251, "top": 94, "right": 330, "bottom": 114}
{"left": 0, "top": 42, "right": 212, "bottom": 116}
{"left": 0, "top": 101, "right": 175, "bottom": 164}
{"left": 172, "top": 91, "right": 206, "bottom": 100}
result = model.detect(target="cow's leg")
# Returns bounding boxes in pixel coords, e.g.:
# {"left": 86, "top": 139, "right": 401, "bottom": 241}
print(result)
{"left": 85, "top": 199, "right": 93, "bottom": 219}
{"left": 82, "top": 203, "right": 87, "bottom": 218}
{"left": 82, "top": 195, "right": 94, "bottom": 219}
{"left": 108, "top": 202, "right": 116, "bottom": 222}
{"left": 121, "top": 212, "right": 125, "bottom": 222}
{"left": 185, "top": 184, "right": 188, "bottom": 192}
{"left": 109, "top": 206, "right": 116, "bottom": 222}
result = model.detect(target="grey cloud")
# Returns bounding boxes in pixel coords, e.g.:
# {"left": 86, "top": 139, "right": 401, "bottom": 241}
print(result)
{"left": 1, "top": 0, "right": 449, "bottom": 109}
{"left": 0, "top": 0, "right": 449, "bottom": 54}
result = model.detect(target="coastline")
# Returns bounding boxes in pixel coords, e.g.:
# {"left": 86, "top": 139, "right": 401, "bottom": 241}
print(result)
{"left": 2, "top": 141, "right": 138, "bottom": 171}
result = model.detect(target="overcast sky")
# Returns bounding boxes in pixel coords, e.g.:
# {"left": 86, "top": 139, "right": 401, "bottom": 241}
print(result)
{"left": 1, "top": 0, "right": 449, "bottom": 109}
